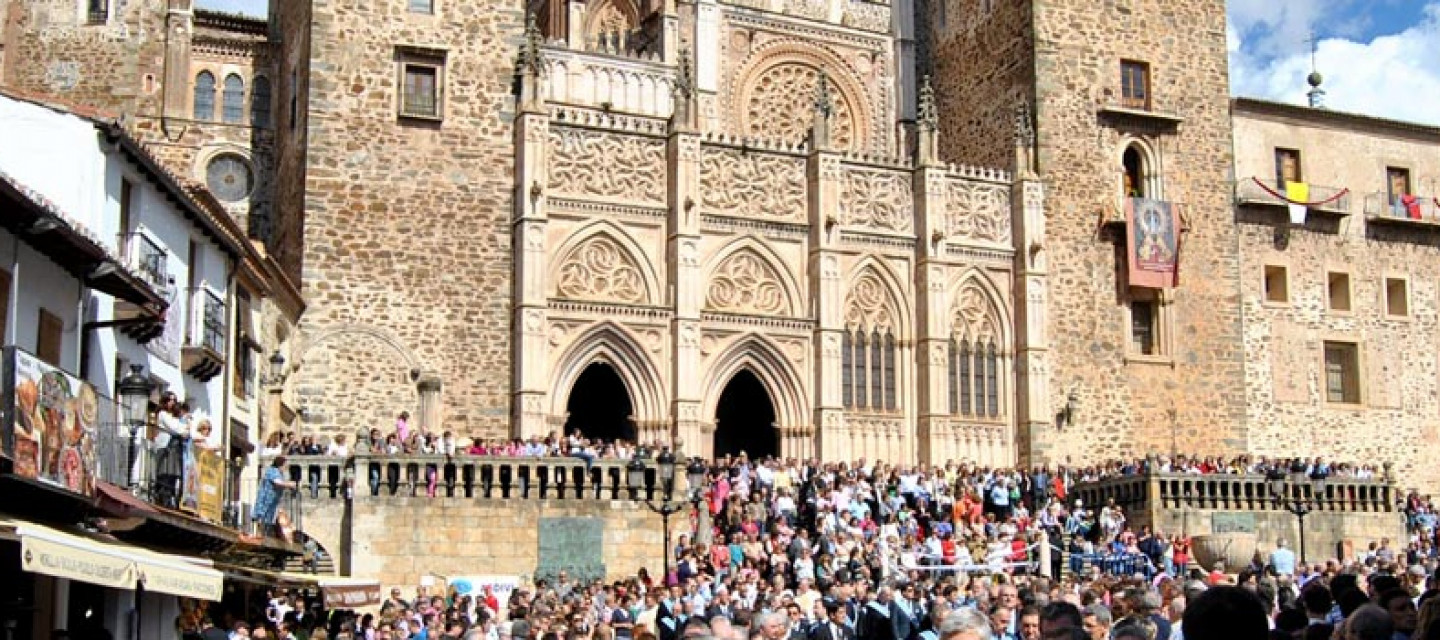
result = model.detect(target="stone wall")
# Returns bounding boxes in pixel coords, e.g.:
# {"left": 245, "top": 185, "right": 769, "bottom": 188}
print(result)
{"left": 1234, "top": 103, "right": 1440, "bottom": 493}
{"left": 929, "top": 0, "right": 1033, "bottom": 171}
{"left": 0, "top": 0, "right": 165, "bottom": 118}
{"left": 300, "top": 497, "right": 665, "bottom": 589}
{"left": 286, "top": 1, "right": 524, "bottom": 437}
{"left": 1025, "top": 0, "right": 1245, "bottom": 463}
{"left": 269, "top": 0, "right": 311, "bottom": 285}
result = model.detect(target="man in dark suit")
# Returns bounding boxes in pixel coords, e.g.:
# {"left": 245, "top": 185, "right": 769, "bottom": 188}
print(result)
{"left": 811, "top": 601, "right": 855, "bottom": 640}
{"left": 891, "top": 584, "right": 923, "bottom": 640}
{"left": 858, "top": 588, "right": 898, "bottom": 640}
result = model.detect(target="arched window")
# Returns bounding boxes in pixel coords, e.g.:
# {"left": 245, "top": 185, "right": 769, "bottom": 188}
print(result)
{"left": 1123, "top": 146, "right": 1145, "bottom": 198}
{"left": 193, "top": 72, "right": 216, "bottom": 121}
{"left": 883, "top": 332, "right": 896, "bottom": 410}
{"left": 250, "top": 76, "right": 272, "bottom": 127}
{"left": 869, "top": 327, "right": 883, "bottom": 409}
{"left": 972, "top": 345, "right": 986, "bottom": 416}
{"left": 222, "top": 74, "right": 245, "bottom": 123}
{"left": 841, "top": 330, "right": 853, "bottom": 409}
{"left": 957, "top": 339, "right": 971, "bottom": 416}
{"left": 985, "top": 342, "right": 999, "bottom": 417}
{"left": 853, "top": 328, "right": 868, "bottom": 409}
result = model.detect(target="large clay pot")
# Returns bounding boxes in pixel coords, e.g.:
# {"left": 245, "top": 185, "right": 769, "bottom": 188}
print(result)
{"left": 1191, "top": 532, "right": 1259, "bottom": 571}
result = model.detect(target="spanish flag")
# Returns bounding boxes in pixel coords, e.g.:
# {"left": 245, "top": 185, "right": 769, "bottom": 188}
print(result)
{"left": 1286, "top": 181, "right": 1310, "bottom": 224}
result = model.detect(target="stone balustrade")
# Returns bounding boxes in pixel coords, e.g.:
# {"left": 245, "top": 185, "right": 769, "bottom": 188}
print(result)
{"left": 542, "top": 47, "right": 675, "bottom": 119}
{"left": 266, "top": 455, "right": 681, "bottom": 502}
{"left": 1071, "top": 473, "right": 1397, "bottom": 516}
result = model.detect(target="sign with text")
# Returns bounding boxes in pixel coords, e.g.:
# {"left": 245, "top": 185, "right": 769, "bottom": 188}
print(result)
{"left": 448, "top": 575, "right": 520, "bottom": 601}
{"left": 196, "top": 449, "right": 224, "bottom": 522}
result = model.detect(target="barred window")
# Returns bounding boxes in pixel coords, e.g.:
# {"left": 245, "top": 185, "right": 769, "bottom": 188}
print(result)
{"left": 222, "top": 74, "right": 245, "bottom": 123}
{"left": 193, "top": 72, "right": 216, "bottom": 121}
{"left": 251, "top": 76, "right": 272, "bottom": 127}
{"left": 841, "top": 330, "right": 853, "bottom": 409}
{"left": 402, "top": 64, "right": 440, "bottom": 118}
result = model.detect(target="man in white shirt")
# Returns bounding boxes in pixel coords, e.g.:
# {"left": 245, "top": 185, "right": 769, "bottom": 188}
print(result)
{"left": 325, "top": 434, "right": 350, "bottom": 457}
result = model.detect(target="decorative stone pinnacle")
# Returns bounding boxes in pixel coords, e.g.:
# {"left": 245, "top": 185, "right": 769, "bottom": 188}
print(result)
{"left": 673, "top": 47, "right": 695, "bottom": 100}
{"left": 917, "top": 75, "right": 938, "bottom": 131}
{"left": 517, "top": 13, "right": 546, "bottom": 78}
{"left": 813, "top": 70, "right": 834, "bottom": 119}
{"left": 1014, "top": 99, "right": 1034, "bottom": 147}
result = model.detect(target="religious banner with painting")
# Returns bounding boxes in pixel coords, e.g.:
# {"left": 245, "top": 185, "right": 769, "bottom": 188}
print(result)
{"left": 1125, "top": 198, "right": 1181, "bottom": 288}
{"left": 0, "top": 346, "right": 102, "bottom": 497}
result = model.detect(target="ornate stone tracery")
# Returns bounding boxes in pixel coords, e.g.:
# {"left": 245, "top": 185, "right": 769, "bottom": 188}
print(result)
{"left": 844, "top": 267, "right": 899, "bottom": 331}
{"left": 548, "top": 127, "right": 665, "bottom": 204}
{"left": 841, "top": 167, "right": 913, "bottom": 232}
{"left": 742, "top": 62, "right": 856, "bottom": 148}
{"left": 946, "top": 180, "right": 1011, "bottom": 244}
{"left": 706, "top": 249, "right": 791, "bottom": 315}
{"left": 951, "top": 277, "right": 1005, "bottom": 345}
{"left": 699, "top": 147, "right": 806, "bottom": 221}
{"left": 555, "top": 234, "right": 649, "bottom": 304}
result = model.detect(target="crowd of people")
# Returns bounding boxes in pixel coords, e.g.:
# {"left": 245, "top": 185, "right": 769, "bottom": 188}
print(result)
{"left": 232, "top": 423, "right": 1440, "bottom": 640}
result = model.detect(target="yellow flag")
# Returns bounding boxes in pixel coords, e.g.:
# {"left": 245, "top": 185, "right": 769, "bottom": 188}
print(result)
{"left": 1285, "top": 181, "right": 1310, "bottom": 224}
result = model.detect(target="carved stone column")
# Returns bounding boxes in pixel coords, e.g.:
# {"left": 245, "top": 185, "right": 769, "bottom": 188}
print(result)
{"left": 513, "top": 37, "right": 552, "bottom": 439}
{"left": 809, "top": 103, "right": 843, "bottom": 461}
{"left": 913, "top": 82, "right": 949, "bottom": 465}
{"left": 693, "top": 0, "right": 721, "bottom": 132}
{"left": 1011, "top": 102, "right": 1050, "bottom": 466}
{"left": 670, "top": 79, "right": 703, "bottom": 453}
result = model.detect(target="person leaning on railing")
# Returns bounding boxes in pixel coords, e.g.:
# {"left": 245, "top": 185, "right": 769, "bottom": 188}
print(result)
{"left": 252, "top": 455, "right": 298, "bottom": 537}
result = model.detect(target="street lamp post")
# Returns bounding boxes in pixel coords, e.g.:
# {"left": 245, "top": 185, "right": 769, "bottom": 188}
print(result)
{"left": 117, "top": 365, "right": 155, "bottom": 495}
{"left": 1267, "top": 466, "right": 1329, "bottom": 565}
{"left": 626, "top": 450, "right": 707, "bottom": 581}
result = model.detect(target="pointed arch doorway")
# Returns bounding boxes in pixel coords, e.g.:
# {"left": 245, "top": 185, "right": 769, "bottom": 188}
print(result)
{"left": 564, "top": 363, "right": 637, "bottom": 444}
{"left": 713, "top": 369, "right": 779, "bottom": 460}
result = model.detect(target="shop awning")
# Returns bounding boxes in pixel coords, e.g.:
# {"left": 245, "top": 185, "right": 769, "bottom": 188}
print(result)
{"left": 0, "top": 519, "right": 223, "bottom": 601}
{"left": 216, "top": 566, "right": 380, "bottom": 608}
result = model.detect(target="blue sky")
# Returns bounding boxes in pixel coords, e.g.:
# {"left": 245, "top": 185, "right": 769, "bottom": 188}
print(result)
{"left": 1228, "top": 0, "right": 1440, "bottom": 124}
{"left": 204, "top": 0, "right": 1439, "bottom": 125}
{"left": 196, "top": 0, "right": 266, "bottom": 16}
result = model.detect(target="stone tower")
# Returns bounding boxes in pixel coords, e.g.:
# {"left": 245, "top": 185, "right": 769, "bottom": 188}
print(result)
{"left": 930, "top": 0, "right": 1246, "bottom": 463}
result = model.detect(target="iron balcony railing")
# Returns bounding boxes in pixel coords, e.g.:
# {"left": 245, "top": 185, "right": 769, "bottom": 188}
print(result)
{"left": 119, "top": 232, "right": 170, "bottom": 293}
{"left": 93, "top": 424, "right": 190, "bottom": 510}
{"left": 1364, "top": 192, "right": 1440, "bottom": 223}
{"left": 1235, "top": 177, "right": 1352, "bottom": 214}
{"left": 187, "top": 288, "right": 227, "bottom": 354}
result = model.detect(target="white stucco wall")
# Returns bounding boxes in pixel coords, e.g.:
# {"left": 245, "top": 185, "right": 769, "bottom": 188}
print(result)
{"left": 0, "top": 229, "right": 84, "bottom": 370}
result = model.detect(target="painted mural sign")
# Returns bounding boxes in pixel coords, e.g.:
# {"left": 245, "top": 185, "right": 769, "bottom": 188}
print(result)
{"left": 1, "top": 346, "right": 102, "bottom": 497}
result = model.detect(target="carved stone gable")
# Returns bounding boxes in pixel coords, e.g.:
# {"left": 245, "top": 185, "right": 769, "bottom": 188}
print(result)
{"left": 705, "top": 249, "right": 790, "bottom": 315}
{"left": 548, "top": 127, "right": 666, "bottom": 204}
{"left": 556, "top": 235, "right": 648, "bottom": 304}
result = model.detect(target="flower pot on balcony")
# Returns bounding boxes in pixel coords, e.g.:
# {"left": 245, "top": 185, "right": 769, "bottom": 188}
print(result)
{"left": 1191, "top": 532, "right": 1258, "bottom": 572}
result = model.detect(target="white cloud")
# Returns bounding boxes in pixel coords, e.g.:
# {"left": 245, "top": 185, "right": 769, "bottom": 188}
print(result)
{"left": 1229, "top": 2, "right": 1440, "bottom": 125}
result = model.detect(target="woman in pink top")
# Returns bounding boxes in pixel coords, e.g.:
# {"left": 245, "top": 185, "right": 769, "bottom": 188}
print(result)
{"left": 395, "top": 411, "right": 411, "bottom": 442}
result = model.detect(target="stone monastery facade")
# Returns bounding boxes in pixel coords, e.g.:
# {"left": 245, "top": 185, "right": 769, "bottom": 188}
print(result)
{"left": 5, "top": 0, "right": 1439, "bottom": 489}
